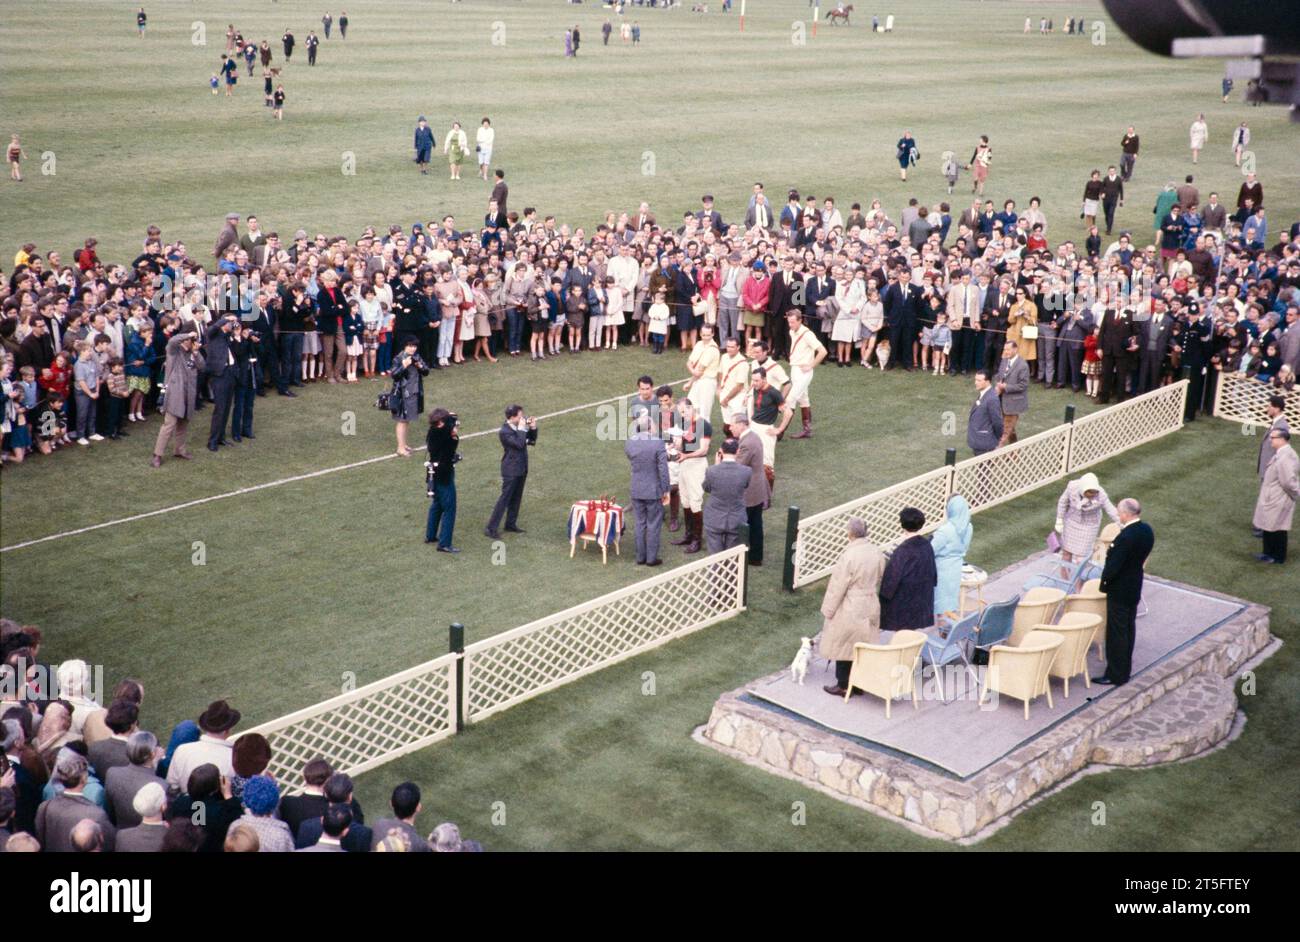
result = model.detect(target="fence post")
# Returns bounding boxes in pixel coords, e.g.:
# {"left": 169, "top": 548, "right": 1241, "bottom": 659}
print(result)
{"left": 782, "top": 506, "right": 800, "bottom": 592}
{"left": 449, "top": 623, "right": 465, "bottom": 733}
{"left": 1063, "top": 403, "right": 1077, "bottom": 472}
{"left": 741, "top": 546, "right": 750, "bottom": 608}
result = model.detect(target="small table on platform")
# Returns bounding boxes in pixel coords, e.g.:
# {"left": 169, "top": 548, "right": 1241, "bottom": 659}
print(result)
{"left": 959, "top": 565, "right": 989, "bottom": 616}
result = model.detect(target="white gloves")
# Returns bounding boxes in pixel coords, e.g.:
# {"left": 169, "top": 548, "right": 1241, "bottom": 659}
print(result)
{"left": 1054, "top": 518, "right": 1064, "bottom": 533}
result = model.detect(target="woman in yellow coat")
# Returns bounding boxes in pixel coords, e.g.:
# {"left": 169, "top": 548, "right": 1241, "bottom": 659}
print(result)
{"left": 818, "top": 518, "right": 886, "bottom": 696}
{"left": 1005, "top": 286, "right": 1039, "bottom": 364}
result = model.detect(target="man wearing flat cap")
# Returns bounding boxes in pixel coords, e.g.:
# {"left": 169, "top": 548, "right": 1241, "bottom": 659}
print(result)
{"left": 214, "top": 212, "right": 240, "bottom": 260}
{"left": 164, "top": 699, "right": 242, "bottom": 796}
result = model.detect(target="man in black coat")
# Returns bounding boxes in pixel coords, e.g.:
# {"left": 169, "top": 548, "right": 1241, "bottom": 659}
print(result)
{"left": 982, "top": 276, "right": 1013, "bottom": 374}
{"left": 766, "top": 257, "right": 802, "bottom": 359}
{"left": 204, "top": 315, "right": 239, "bottom": 451}
{"left": 882, "top": 268, "right": 925, "bottom": 370}
{"left": 485, "top": 404, "right": 538, "bottom": 538}
{"left": 1099, "top": 166, "right": 1124, "bottom": 234}
{"left": 1179, "top": 304, "right": 1213, "bottom": 420}
{"left": 878, "top": 508, "right": 938, "bottom": 632}
{"left": 417, "top": 279, "right": 442, "bottom": 368}
{"left": 424, "top": 408, "right": 459, "bottom": 553}
{"left": 1096, "top": 307, "right": 1138, "bottom": 403}
{"left": 1093, "top": 498, "right": 1154, "bottom": 686}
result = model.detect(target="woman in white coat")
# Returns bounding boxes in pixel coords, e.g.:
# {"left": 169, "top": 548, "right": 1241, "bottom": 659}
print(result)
{"left": 1054, "top": 471, "right": 1120, "bottom": 563}
{"left": 1189, "top": 114, "right": 1208, "bottom": 164}
{"left": 1232, "top": 122, "right": 1250, "bottom": 167}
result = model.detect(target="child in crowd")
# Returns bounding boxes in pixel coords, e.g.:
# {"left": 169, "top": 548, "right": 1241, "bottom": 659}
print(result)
{"left": 587, "top": 281, "right": 606, "bottom": 352}
{"left": 357, "top": 284, "right": 382, "bottom": 378}
{"left": 545, "top": 279, "right": 564, "bottom": 357}
{"left": 342, "top": 302, "right": 364, "bottom": 383}
{"left": 564, "top": 283, "right": 588, "bottom": 353}
{"left": 105, "top": 358, "right": 130, "bottom": 439}
{"left": 1082, "top": 329, "right": 1101, "bottom": 398}
{"left": 263, "top": 70, "right": 273, "bottom": 107}
{"left": 603, "top": 276, "right": 624, "bottom": 350}
{"left": 211, "top": 73, "right": 220, "bottom": 95}
{"left": 33, "top": 393, "right": 69, "bottom": 454}
{"left": 647, "top": 289, "right": 670, "bottom": 354}
{"left": 918, "top": 321, "right": 934, "bottom": 371}
{"left": 273, "top": 84, "right": 285, "bottom": 121}
{"left": 72, "top": 340, "right": 103, "bottom": 445}
{"left": 125, "top": 324, "right": 155, "bottom": 421}
{"left": 941, "top": 151, "right": 960, "bottom": 194}
{"left": 40, "top": 350, "right": 72, "bottom": 405}
{"left": 17, "top": 365, "right": 40, "bottom": 410}
{"left": 930, "top": 311, "right": 953, "bottom": 375}
{"left": 1, "top": 356, "right": 30, "bottom": 464}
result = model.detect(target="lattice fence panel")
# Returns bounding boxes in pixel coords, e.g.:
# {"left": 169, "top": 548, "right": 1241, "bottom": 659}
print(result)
{"left": 464, "top": 546, "right": 746, "bottom": 722}
{"left": 951, "top": 425, "right": 1071, "bottom": 514}
{"left": 1068, "top": 380, "right": 1187, "bottom": 472}
{"left": 1213, "top": 372, "right": 1300, "bottom": 430}
{"left": 792, "top": 467, "right": 953, "bottom": 588}
{"left": 241, "top": 655, "right": 457, "bottom": 795}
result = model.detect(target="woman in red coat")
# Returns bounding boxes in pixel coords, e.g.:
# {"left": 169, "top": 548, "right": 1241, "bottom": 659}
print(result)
{"left": 741, "top": 261, "right": 771, "bottom": 348}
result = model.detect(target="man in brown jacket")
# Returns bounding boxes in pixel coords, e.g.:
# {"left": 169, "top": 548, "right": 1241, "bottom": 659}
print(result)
{"left": 151, "top": 329, "right": 201, "bottom": 467}
{"left": 818, "top": 517, "right": 886, "bottom": 696}
{"left": 730, "top": 414, "right": 770, "bottom": 566}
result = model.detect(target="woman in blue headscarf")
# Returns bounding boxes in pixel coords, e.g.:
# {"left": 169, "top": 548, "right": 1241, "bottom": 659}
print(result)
{"left": 931, "top": 494, "right": 973, "bottom": 620}
{"left": 156, "top": 720, "right": 200, "bottom": 781}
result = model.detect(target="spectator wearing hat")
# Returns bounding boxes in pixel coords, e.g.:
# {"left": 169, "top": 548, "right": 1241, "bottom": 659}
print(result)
{"left": 878, "top": 507, "right": 938, "bottom": 632}
{"left": 214, "top": 213, "right": 240, "bottom": 260}
{"left": 164, "top": 699, "right": 241, "bottom": 796}
{"left": 236, "top": 774, "right": 294, "bottom": 852}
{"left": 150, "top": 328, "right": 201, "bottom": 467}
{"left": 35, "top": 749, "right": 116, "bottom": 852}
{"left": 230, "top": 732, "right": 272, "bottom": 799}
{"left": 115, "top": 782, "right": 169, "bottom": 852}
{"left": 1254, "top": 427, "right": 1299, "bottom": 564}
{"left": 104, "top": 730, "right": 165, "bottom": 828}
{"left": 370, "top": 781, "right": 431, "bottom": 852}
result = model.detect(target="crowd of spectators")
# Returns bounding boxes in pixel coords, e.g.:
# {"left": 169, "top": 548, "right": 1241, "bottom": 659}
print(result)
{"left": 1, "top": 618, "right": 481, "bottom": 853}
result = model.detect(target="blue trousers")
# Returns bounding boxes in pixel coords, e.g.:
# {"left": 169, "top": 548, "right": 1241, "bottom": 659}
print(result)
{"left": 377, "top": 334, "right": 393, "bottom": 374}
{"left": 425, "top": 480, "right": 457, "bottom": 548}
{"left": 506, "top": 308, "right": 525, "bottom": 353}
{"left": 279, "top": 332, "right": 304, "bottom": 386}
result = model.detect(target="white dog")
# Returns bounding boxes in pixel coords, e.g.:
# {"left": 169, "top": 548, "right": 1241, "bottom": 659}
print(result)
{"left": 789, "top": 637, "right": 813, "bottom": 685}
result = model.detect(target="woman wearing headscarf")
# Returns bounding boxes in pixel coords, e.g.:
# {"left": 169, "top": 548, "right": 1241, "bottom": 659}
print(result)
{"left": 931, "top": 495, "right": 973, "bottom": 620}
{"left": 1054, "top": 471, "right": 1120, "bottom": 563}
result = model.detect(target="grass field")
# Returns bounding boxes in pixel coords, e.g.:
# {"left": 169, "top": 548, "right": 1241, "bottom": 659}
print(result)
{"left": 1, "top": 1, "right": 1297, "bottom": 851}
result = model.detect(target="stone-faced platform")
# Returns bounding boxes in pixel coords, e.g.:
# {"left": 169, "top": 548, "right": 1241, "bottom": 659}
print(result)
{"left": 696, "top": 555, "right": 1275, "bottom": 841}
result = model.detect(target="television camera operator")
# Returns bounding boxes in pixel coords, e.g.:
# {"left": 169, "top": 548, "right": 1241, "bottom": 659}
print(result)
{"left": 425, "top": 408, "right": 462, "bottom": 553}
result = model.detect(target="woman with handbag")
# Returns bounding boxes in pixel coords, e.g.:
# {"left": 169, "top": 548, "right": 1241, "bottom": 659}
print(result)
{"left": 387, "top": 337, "right": 429, "bottom": 457}
{"left": 1006, "top": 286, "right": 1039, "bottom": 372}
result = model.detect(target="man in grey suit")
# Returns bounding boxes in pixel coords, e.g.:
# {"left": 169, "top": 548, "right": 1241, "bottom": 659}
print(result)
{"left": 104, "top": 730, "right": 165, "bottom": 828}
{"left": 115, "top": 782, "right": 169, "bottom": 852}
{"left": 1137, "top": 300, "right": 1175, "bottom": 393}
{"left": 625, "top": 414, "right": 671, "bottom": 566}
{"left": 35, "top": 751, "right": 116, "bottom": 852}
{"left": 967, "top": 370, "right": 1004, "bottom": 455}
{"left": 731, "top": 414, "right": 771, "bottom": 565}
{"left": 1055, "top": 304, "right": 1094, "bottom": 392}
{"left": 702, "top": 439, "right": 752, "bottom": 552}
{"left": 995, "top": 340, "right": 1030, "bottom": 445}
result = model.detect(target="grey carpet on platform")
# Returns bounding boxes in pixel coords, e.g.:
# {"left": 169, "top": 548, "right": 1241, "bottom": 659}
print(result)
{"left": 748, "top": 555, "right": 1244, "bottom": 779}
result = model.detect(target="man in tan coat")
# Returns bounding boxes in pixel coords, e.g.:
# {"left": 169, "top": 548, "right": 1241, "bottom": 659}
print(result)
{"left": 818, "top": 518, "right": 886, "bottom": 696}
{"left": 1254, "top": 428, "right": 1299, "bottom": 564}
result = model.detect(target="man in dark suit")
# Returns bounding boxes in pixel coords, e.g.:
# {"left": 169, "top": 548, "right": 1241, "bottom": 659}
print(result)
{"left": 1099, "top": 166, "right": 1124, "bottom": 234}
{"left": 802, "top": 262, "right": 834, "bottom": 341}
{"left": 1093, "top": 498, "right": 1155, "bottom": 686}
{"left": 485, "top": 405, "right": 538, "bottom": 538}
{"left": 204, "top": 315, "right": 239, "bottom": 451}
{"left": 1097, "top": 306, "right": 1139, "bottom": 403}
{"left": 1137, "top": 301, "right": 1175, "bottom": 393}
{"left": 696, "top": 194, "right": 724, "bottom": 233}
{"left": 702, "top": 439, "right": 752, "bottom": 552}
{"left": 982, "top": 277, "right": 1013, "bottom": 374}
{"left": 743, "top": 193, "right": 775, "bottom": 233}
{"left": 1056, "top": 304, "right": 1094, "bottom": 391}
{"left": 967, "top": 369, "right": 1003, "bottom": 455}
{"left": 626, "top": 414, "right": 670, "bottom": 566}
{"left": 766, "top": 256, "right": 802, "bottom": 359}
{"left": 730, "top": 415, "right": 771, "bottom": 566}
{"left": 1180, "top": 305, "right": 1214, "bottom": 420}
{"left": 882, "top": 268, "right": 925, "bottom": 370}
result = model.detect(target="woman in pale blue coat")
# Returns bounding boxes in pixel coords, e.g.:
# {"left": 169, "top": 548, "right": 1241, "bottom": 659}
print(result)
{"left": 932, "top": 495, "right": 973, "bottom": 618}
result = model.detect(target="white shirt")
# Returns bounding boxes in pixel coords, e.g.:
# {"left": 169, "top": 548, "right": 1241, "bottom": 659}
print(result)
{"left": 165, "top": 734, "right": 234, "bottom": 793}
{"left": 476, "top": 126, "right": 495, "bottom": 150}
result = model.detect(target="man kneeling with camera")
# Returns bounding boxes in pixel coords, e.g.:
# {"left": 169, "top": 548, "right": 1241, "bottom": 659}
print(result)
{"left": 425, "top": 407, "right": 461, "bottom": 553}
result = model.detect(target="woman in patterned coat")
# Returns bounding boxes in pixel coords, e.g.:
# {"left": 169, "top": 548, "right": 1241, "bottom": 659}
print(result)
{"left": 1054, "top": 472, "right": 1120, "bottom": 562}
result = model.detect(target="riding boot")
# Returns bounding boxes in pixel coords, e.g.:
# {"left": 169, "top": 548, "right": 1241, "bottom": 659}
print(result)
{"left": 668, "top": 487, "right": 681, "bottom": 531}
{"left": 671, "top": 509, "right": 693, "bottom": 546}
{"left": 684, "top": 510, "right": 703, "bottom": 554}
{"left": 792, "top": 406, "right": 813, "bottom": 439}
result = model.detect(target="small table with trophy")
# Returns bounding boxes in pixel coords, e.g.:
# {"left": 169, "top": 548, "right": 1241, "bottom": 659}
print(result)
{"left": 568, "top": 497, "right": 625, "bottom": 564}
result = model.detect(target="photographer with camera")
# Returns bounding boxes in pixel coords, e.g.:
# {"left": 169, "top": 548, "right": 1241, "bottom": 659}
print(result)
{"left": 484, "top": 404, "right": 538, "bottom": 539}
{"left": 386, "top": 337, "right": 429, "bottom": 457}
{"left": 229, "top": 322, "right": 260, "bottom": 443}
{"left": 204, "top": 314, "right": 240, "bottom": 452}
{"left": 424, "top": 408, "right": 461, "bottom": 553}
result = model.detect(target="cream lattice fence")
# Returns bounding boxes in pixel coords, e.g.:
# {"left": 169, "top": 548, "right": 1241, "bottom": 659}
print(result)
{"left": 1068, "top": 382, "right": 1188, "bottom": 472}
{"left": 789, "top": 382, "right": 1190, "bottom": 589}
{"left": 241, "top": 654, "right": 458, "bottom": 796}
{"left": 464, "top": 545, "right": 748, "bottom": 722}
{"left": 952, "top": 424, "right": 1072, "bottom": 514}
{"left": 1213, "top": 371, "right": 1300, "bottom": 429}
{"left": 791, "top": 467, "right": 953, "bottom": 589}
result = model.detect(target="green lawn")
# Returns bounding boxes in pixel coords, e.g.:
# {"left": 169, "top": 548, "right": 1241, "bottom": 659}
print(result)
{"left": 1, "top": 0, "right": 1296, "bottom": 851}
